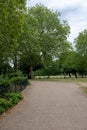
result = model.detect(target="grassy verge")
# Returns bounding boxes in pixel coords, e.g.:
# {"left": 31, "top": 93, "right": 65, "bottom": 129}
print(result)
{"left": 84, "top": 88, "right": 87, "bottom": 94}
{"left": 80, "top": 87, "right": 87, "bottom": 95}
{"left": 34, "top": 77, "right": 87, "bottom": 94}
{"left": 34, "top": 76, "right": 87, "bottom": 83}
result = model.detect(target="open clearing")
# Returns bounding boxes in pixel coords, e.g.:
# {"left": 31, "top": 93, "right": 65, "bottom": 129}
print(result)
{"left": 0, "top": 80, "right": 87, "bottom": 130}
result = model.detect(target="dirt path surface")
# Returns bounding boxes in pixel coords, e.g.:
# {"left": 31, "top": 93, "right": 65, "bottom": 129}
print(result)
{"left": 0, "top": 80, "right": 87, "bottom": 130}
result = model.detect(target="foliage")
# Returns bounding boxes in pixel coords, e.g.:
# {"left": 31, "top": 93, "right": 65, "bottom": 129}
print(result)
{"left": 0, "top": 62, "right": 13, "bottom": 75}
{"left": 75, "top": 29, "right": 87, "bottom": 76}
{"left": 10, "top": 76, "right": 29, "bottom": 86}
{"left": 0, "top": 93, "right": 23, "bottom": 114}
{"left": 0, "top": 72, "right": 28, "bottom": 97}
{"left": 19, "top": 6, "right": 41, "bottom": 78}
{"left": 0, "top": 76, "right": 11, "bottom": 97}
{"left": 8, "top": 70, "right": 24, "bottom": 78}
{"left": 61, "top": 51, "right": 78, "bottom": 77}
{"left": 29, "top": 5, "right": 70, "bottom": 64}
{"left": 1, "top": 2, "right": 87, "bottom": 78}
{"left": 75, "top": 30, "right": 87, "bottom": 56}
{"left": 19, "top": 4, "right": 70, "bottom": 78}
{"left": 0, "top": 98, "right": 10, "bottom": 114}
{"left": 5, "top": 93, "right": 23, "bottom": 105}
{"left": 34, "top": 69, "right": 46, "bottom": 76}
{"left": 9, "top": 70, "right": 29, "bottom": 87}
{"left": 0, "top": 0, "right": 26, "bottom": 72}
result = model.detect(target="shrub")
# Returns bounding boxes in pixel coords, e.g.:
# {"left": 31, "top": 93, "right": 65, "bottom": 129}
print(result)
{"left": 0, "top": 71, "right": 28, "bottom": 115}
{"left": 11, "top": 76, "right": 28, "bottom": 85}
{"left": 0, "top": 76, "right": 11, "bottom": 97}
{"left": 0, "top": 98, "right": 11, "bottom": 114}
{"left": 0, "top": 73, "right": 29, "bottom": 95}
{"left": 34, "top": 69, "right": 46, "bottom": 76}
{"left": 5, "top": 93, "right": 23, "bottom": 101}
{"left": 0, "top": 106, "right": 5, "bottom": 114}
{"left": 10, "top": 77, "right": 29, "bottom": 92}
{"left": 8, "top": 70, "right": 23, "bottom": 79}
{"left": 0, "top": 93, "right": 23, "bottom": 115}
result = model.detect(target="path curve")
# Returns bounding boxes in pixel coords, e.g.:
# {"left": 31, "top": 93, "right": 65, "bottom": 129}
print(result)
{"left": 0, "top": 80, "right": 87, "bottom": 130}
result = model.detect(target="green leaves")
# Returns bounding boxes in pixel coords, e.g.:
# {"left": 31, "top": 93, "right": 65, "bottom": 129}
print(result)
{"left": 74, "top": 29, "right": 87, "bottom": 75}
{"left": 18, "top": 4, "right": 70, "bottom": 78}
{"left": 0, "top": 0, "right": 26, "bottom": 72}
{"left": 75, "top": 30, "right": 87, "bottom": 56}
{"left": 0, "top": 3, "right": 70, "bottom": 77}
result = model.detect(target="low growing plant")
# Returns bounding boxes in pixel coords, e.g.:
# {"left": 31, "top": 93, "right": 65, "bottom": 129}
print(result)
{"left": 0, "top": 93, "right": 23, "bottom": 115}
{"left": 0, "top": 76, "right": 11, "bottom": 97}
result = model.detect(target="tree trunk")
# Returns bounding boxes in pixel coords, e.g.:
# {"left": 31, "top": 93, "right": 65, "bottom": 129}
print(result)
{"left": 29, "top": 65, "right": 34, "bottom": 79}
{"left": 74, "top": 72, "right": 77, "bottom": 78}
{"left": 69, "top": 73, "right": 71, "bottom": 78}
{"left": 27, "top": 69, "right": 30, "bottom": 79}
{"left": 14, "top": 54, "right": 17, "bottom": 72}
{"left": 81, "top": 74, "right": 83, "bottom": 78}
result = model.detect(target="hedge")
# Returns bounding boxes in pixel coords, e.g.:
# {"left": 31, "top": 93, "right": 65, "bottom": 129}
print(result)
{"left": 0, "top": 76, "right": 11, "bottom": 97}
{"left": 0, "top": 71, "right": 28, "bottom": 115}
{"left": 10, "top": 76, "right": 29, "bottom": 92}
{"left": 0, "top": 93, "right": 23, "bottom": 114}
{"left": 0, "top": 74, "right": 29, "bottom": 97}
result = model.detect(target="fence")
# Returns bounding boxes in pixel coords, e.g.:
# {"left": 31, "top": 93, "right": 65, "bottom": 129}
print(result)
{"left": 0, "top": 77, "right": 29, "bottom": 97}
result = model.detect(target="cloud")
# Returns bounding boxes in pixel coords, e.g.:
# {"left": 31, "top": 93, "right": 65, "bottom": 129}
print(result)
{"left": 61, "top": 5, "right": 87, "bottom": 42}
{"left": 39, "top": 0, "right": 84, "bottom": 11}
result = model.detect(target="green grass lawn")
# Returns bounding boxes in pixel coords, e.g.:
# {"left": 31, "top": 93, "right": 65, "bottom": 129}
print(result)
{"left": 34, "top": 76, "right": 87, "bottom": 93}
{"left": 34, "top": 75, "right": 87, "bottom": 82}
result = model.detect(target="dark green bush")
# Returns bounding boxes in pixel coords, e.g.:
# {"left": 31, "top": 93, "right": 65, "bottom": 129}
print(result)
{"left": 0, "top": 99, "right": 6, "bottom": 114}
{"left": 0, "top": 73, "right": 29, "bottom": 96}
{"left": 0, "top": 76, "right": 11, "bottom": 97}
{"left": 34, "top": 69, "right": 46, "bottom": 76}
{"left": 8, "top": 70, "right": 23, "bottom": 78}
{"left": 0, "top": 93, "right": 23, "bottom": 115}
{"left": 10, "top": 76, "right": 29, "bottom": 86}
{"left": 5, "top": 93, "right": 23, "bottom": 106}
{"left": 5, "top": 93, "right": 23, "bottom": 101}
{"left": 0, "top": 106, "right": 5, "bottom": 114}
{"left": 0, "top": 98, "right": 11, "bottom": 114}
{"left": 0, "top": 71, "right": 28, "bottom": 115}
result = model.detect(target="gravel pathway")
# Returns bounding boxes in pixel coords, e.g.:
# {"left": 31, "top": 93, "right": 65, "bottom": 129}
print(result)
{"left": 0, "top": 80, "right": 87, "bottom": 130}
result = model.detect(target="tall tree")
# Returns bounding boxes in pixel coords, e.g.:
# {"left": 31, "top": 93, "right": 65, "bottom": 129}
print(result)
{"left": 61, "top": 50, "right": 78, "bottom": 78}
{"left": 30, "top": 5, "right": 70, "bottom": 61}
{"left": 19, "top": 8, "right": 41, "bottom": 78}
{"left": 19, "top": 4, "right": 70, "bottom": 78}
{"left": 0, "top": 0, "right": 26, "bottom": 72}
{"left": 75, "top": 29, "right": 87, "bottom": 76}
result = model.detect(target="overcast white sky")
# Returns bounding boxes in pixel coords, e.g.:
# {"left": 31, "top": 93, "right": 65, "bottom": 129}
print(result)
{"left": 27, "top": 0, "right": 87, "bottom": 43}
